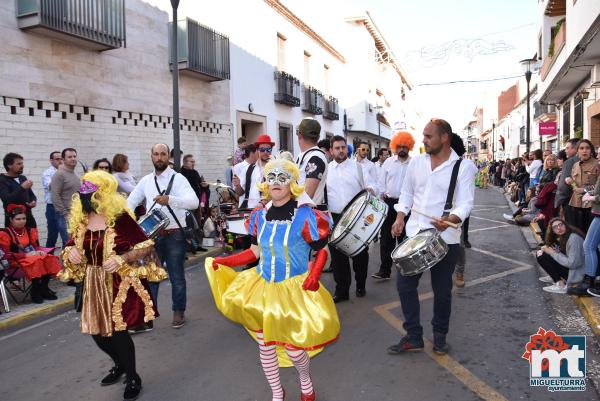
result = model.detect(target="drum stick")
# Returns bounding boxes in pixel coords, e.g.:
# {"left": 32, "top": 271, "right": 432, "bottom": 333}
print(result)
{"left": 410, "top": 208, "right": 460, "bottom": 229}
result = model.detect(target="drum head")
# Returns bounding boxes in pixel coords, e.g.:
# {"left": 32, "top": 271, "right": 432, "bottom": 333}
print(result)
{"left": 394, "top": 229, "right": 435, "bottom": 257}
{"left": 331, "top": 191, "right": 368, "bottom": 240}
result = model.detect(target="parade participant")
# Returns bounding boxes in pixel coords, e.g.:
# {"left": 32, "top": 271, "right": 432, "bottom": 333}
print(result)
{"left": 317, "top": 139, "right": 332, "bottom": 162}
{"left": 42, "top": 151, "right": 62, "bottom": 247}
{"left": 127, "top": 144, "right": 199, "bottom": 329}
{"left": 295, "top": 118, "right": 328, "bottom": 207}
{"left": 327, "top": 135, "right": 375, "bottom": 302}
{"left": 206, "top": 159, "right": 339, "bottom": 401}
{"left": 372, "top": 132, "right": 414, "bottom": 280}
{"left": 0, "top": 152, "right": 37, "bottom": 229}
{"left": 389, "top": 118, "right": 476, "bottom": 355}
{"left": 232, "top": 144, "right": 257, "bottom": 208}
{"left": 374, "top": 148, "right": 390, "bottom": 185}
{"left": 0, "top": 204, "right": 61, "bottom": 303}
{"left": 58, "top": 170, "right": 167, "bottom": 401}
{"left": 235, "top": 135, "right": 274, "bottom": 209}
{"left": 355, "top": 142, "right": 378, "bottom": 194}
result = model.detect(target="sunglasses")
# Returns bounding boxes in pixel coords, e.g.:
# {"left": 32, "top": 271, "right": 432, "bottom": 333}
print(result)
{"left": 258, "top": 148, "right": 273, "bottom": 153}
{"left": 98, "top": 166, "right": 110, "bottom": 170}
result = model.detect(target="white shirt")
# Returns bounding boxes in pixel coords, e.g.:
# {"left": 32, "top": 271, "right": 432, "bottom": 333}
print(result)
{"left": 41, "top": 165, "right": 57, "bottom": 204}
{"left": 233, "top": 160, "right": 249, "bottom": 207}
{"left": 127, "top": 167, "right": 199, "bottom": 230}
{"left": 295, "top": 146, "right": 328, "bottom": 205}
{"left": 395, "top": 151, "right": 477, "bottom": 245}
{"left": 356, "top": 157, "right": 378, "bottom": 193}
{"left": 238, "top": 162, "right": 265, "bottom": 209}
{"left": 526, "top": 159, "right": 543, "bottom": 180}
{"left": 326, "top": 158, "right": 369, "bottom": 214}
{"left": 113, "top": 171, "right": 137, "bottom": 194}
{"left": 379, "top": 156, "right": 411, "bottom": 199}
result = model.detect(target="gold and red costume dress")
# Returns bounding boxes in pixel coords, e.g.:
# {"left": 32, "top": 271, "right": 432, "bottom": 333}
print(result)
{"left": 58, "top": 213, "right": 167, "bottom": 336}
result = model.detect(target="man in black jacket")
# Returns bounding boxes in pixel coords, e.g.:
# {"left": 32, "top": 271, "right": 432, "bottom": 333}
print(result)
{"left": 0, "top": 153, "right": 37, "bottom": 228}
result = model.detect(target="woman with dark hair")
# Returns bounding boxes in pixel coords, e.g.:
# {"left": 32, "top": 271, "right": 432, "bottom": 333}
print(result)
{"left": 93, "top": 158, "right": 113, "bottom": 174}
{"left": 0, "top": 204, "right": 61, "bottom": 303}
{"left": 536, "top": 217, "right": 585, "bottom": 294}
{"left": 112, "top": 154, "right": 137, "bottom": 195}
{"left": 565, "top": 139, "right": 599, "bottom": 233}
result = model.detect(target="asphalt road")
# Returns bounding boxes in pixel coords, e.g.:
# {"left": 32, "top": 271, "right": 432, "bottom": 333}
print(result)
{"left": 1, "top": 188, "right": 599, "bottom": 401}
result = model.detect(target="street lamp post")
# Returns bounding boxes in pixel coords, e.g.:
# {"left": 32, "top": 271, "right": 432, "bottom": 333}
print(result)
{"left": 492, "top": 121, "right": 496, "bottom": 161}
{"left": 374, "top": 105, "right": 382, "bottom": 152}
{"left": 171, "top": 0, "right": 181, "bottom": 170}
{"left": 520, "top": 58, "right": 537, "bottom": 155}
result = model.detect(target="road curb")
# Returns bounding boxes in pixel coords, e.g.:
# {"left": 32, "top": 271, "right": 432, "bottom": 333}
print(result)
{"left": 572, "top": 296, "right": 600, "bottom": 336}
{"left": 0, "top": 296, "right": 73, "bottom": 331}
{"left": 0, "top": 247, "right": 224, "bottom": 332}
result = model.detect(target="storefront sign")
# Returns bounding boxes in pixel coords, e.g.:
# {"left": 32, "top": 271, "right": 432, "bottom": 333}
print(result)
{"left": 539, "top": 121, "right": 557, "bottom": 136}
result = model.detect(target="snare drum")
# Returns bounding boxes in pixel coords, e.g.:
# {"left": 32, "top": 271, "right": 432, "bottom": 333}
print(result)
{"left": 138, "top": 209, "right": 170, "bottom": 239}
{"left": 391, "top": 229, "right": 448, "bottom": 276}
{"left": 329, "top": 190, "right": 388, "bottom": 257}
{"left": 226, "top": 210, "right": 252, "bottom": 235}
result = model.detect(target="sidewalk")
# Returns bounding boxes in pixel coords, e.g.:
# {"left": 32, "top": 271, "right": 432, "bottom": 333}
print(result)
{"left": 498, "top": 185, "right": 600, "bottom": 337}
{"left": 0, "top": 246, "right": 223, "bottom": 331}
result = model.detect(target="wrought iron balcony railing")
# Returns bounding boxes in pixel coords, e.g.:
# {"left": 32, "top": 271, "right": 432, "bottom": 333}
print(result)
{"left": 170, "top": 18, "right": 230, "bottom": 81}
{"left": 323, "top": 96, "right": 339, "bottom": 120}
{"left": 16, "top": 0, "right": 125, "bottom": 51}
{"left": 302, "top": 85, "right": 323, "bottom": 115}
{"left": 533, "top": 101, "right": 556, "bottom": 120}
{"left": 274, "top": 71, "right": 301, "bottom": 107}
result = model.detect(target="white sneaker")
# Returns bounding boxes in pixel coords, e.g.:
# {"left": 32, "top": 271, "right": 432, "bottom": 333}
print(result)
{"left": 503, "top": 213, "right": 514, "bottom": 221}
{"left": 543, "top": 282, "right": 567, "bottom": 294}
{"left": 538, "top": 276, "right": 553, "bottom": 284}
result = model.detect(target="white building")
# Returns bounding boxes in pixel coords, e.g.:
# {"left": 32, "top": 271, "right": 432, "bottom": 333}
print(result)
{"left": 536, "top": 0, "right": 600, "bottom": 147}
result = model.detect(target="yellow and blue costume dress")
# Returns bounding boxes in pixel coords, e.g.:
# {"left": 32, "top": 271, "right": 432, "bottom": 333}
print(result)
{"left": 205, "top": 202, "right": 340, "bottom": 357}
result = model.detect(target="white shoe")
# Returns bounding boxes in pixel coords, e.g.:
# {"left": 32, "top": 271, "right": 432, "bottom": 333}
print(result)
{"left": 538, "top": 276, "right": 553, "bottom": 284}
{"left": 503, "top": 213, "right": 514, "bottom": 221}
{"left": 543, "top": 282, "right": 567, "bottom": 294}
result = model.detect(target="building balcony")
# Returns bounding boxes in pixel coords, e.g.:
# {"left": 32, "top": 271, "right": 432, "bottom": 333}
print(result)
{"left": 301, "top": 85, "right": 323, "bottom": 115}
{"left": 323, "top": 96, "right": 339, "bottom": 120}
{"left": 170, "top": 18, "right": 230, "bottom": 81}
{"left": 540, "top": 19, "right": 566, "bottom": 82}
{"left": 274, "top": 71, "right": 301, "bottom": 107}
{"left": 16, "top": 0, "right": 125, "bottom": 51}
{"left": 533, "top": 102, "right": 557, "bottom": 122}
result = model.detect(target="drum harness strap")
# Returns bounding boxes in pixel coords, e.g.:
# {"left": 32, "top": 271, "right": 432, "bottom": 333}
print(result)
{"left": 240, "top": 162, "right": 256, "bottom": 209}
{"left": 442, "top": 159, "right": 463, "bottom": 218}
{"left": 152, "top": 174, "right": 188, "bottom": 234}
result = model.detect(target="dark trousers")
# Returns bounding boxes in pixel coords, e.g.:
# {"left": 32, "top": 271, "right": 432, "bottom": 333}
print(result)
{"left": 565, "top": 206, "right": 592, "bottom": 234}
{"left": 379, "top": 197, "right": 399, "bottom": 276}
{"left": 92, "top": 331, "right": 138, "bottom": 379}
{"left": 45, "top": 203, "right": 59, "bottom": 248}
{"left": 396, "top": 244, "right": 459, "bottom": 339}
{"left": 56, "top": 213, "right": 69, "bottom": 247}
{"left": 151, "top": 230, "right": 187, "bottom": 312}
{"left": 463, "top": 216, "right": 470, "bottom": 243}
{"left": 536, "top": 253, "right": 569, "bottom": 282}
{"left": 330, "top": 212, "right": 369, "bottom": 296}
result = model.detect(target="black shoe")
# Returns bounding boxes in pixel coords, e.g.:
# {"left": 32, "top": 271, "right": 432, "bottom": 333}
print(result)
{"left": 128, "top": 321, "right": 153, "bottom": 334}
{"left": 463, "top": 240, "right": 472, "bottom": 248}
{"left": 433, "top": 332, "right": 449, "bottom": 355}
{"left": 101, "top": 366, "right": 124, "bottom": 386}
{"left": 568, "top": 275, "right": 594, "bottom": 296}
{"left": 387, "top": 335, "right": 424, "bottom": 354}
{"left": 123, "top": 376, "right": 142, "bottom": 401}
{"left": 332, "top": 294, "right": 349, "bottom": 303}
{"left": 356, "top": 288, "right": 366, "bottom": 298}
{"left": 198, "top": 247, "right": 208, "bottom": 252}
{"left": 372, "top": 272, "right": 391, "bottom": 280}
{"left": 30, "top": 280, "right": 44, "bottom": 304}
{"left": 322, "top": 266, "right": 333, "bottom": 273}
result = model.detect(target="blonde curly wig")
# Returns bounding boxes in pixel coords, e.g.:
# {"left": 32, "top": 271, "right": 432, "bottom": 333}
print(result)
{"left": 256, "top": 159, "right": 305, "bottom": 201}
{"left": 68, "top": 170, "right": 134, "bottom": 234}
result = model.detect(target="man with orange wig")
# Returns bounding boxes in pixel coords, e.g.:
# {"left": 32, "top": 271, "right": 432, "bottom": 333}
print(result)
{"left": 372, "top": 131, "right": 415, "bottom": 280}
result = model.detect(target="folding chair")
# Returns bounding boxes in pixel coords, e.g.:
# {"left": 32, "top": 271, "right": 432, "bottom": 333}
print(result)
{"left": 1, "top": 254, "right": 32, "bottom": 307}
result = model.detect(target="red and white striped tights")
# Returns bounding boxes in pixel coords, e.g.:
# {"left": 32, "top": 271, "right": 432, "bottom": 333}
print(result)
{"left": 256, "top": 332, "right": 314, "bottom": 401}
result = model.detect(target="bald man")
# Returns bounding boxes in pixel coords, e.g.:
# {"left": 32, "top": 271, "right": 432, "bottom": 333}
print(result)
{"left": 128, "top": 143, "right": 199, "bottom": 330}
